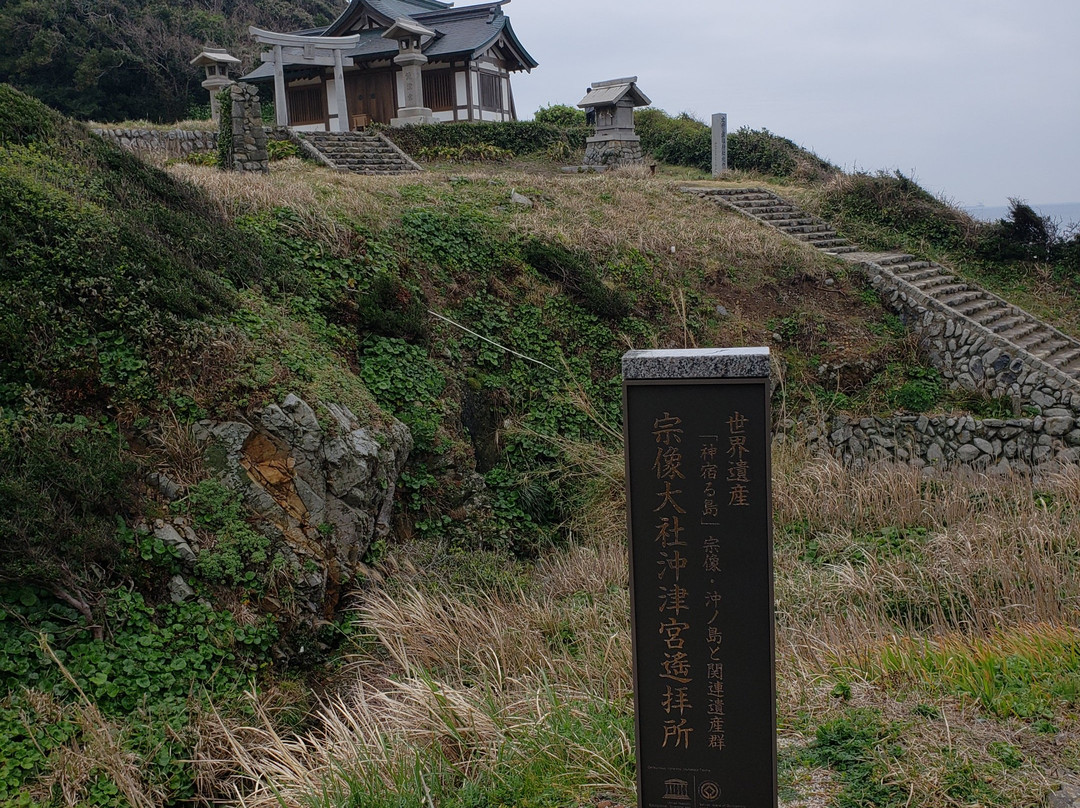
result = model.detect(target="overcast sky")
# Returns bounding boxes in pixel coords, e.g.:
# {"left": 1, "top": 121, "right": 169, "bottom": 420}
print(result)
{"left": 506, "top": 0, "right": 1080, "bottom": 207}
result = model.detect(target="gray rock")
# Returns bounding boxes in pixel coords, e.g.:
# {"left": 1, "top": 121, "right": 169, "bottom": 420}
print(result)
{"left": 956, "top": 444, "right": 982, "bottom": 462}
{"left": 1032, "top": 390, "right": 1056, "bottom": 409}
{"left": 1047, "top": 784, "right": 1080, "bottom": 808}
{"left": 973, "top": 438, "right": 994, "bottom": 455}
{"left": 194, "top": 395, "right": 412, "bottom": 614}
{"left": 926, "top": 443, "right": 945, "bottom": 465}
{"left": 153, "top": 523, "right": 197, "bottom": 564}
{"left": 147, "top": 472, "right": 182, "bottom": 501}
{"left": 168, "top": 575, "right": 196, "bottom": 604}
{"left": 1045, "top": 416, "right": 1075, "bottom": 437}
{"left": 510, "top": 191, "right": 533, "bottom": 207}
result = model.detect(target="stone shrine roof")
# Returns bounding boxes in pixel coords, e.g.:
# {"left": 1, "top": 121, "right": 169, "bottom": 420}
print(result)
{"left": 577, "top": 77, "right": 651, "bottom": 109}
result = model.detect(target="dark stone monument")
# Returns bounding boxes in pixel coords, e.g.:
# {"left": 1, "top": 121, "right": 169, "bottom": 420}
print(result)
{"left": 622, "top": 348, "right": 776, "bottom": 808}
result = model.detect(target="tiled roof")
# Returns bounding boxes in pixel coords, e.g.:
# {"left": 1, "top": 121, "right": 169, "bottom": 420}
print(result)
{"left": 241, "top": 0, "right": 537, "bottom": 81}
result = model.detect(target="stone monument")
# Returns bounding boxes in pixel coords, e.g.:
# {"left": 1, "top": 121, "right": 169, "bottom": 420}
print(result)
{"left": 384, "top": 17, "right": 436, "bottom": 127}
{"left": 577, "top": 77, "right": 650, "bottom": 167}
{"left": 712, "top": 112, "right": 728, "bottom": 176}
{"left": 190, "top": 49, "right": 241, "bottom": 123}
{"left": 622, "top": 347, "right": 777, "bottom": 808}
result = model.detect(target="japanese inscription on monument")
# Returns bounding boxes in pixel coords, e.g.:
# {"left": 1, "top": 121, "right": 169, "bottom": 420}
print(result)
{"left": 623, "top": 348, "right": 776, "bottom": 808}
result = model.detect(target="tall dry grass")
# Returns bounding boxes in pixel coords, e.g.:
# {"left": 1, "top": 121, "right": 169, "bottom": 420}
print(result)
{"left": 201, "top": 438, "right": 1080, "bottom": 805}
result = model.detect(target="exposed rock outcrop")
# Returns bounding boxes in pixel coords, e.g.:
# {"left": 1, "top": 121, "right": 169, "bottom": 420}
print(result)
{"left": 193, "top": 394, "right": 411, "bottom": 613}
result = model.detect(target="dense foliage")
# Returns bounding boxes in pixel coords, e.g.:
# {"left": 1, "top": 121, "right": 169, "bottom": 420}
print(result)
{"left": 633, "top": 107, "right": 836, "bottom": 178}
{"left": 0, "top": 85, "right": 290, "bottom": 412}
{"left": 533, "top": 103, "right": 586, "bottom": 127}
{"left": 384, "top": 120, "right": 591, "bottom": 159}
{"left": 0, "top": 0, "right": 338, "bottom": 121}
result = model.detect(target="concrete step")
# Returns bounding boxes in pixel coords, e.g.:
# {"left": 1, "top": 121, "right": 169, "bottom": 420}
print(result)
{"left": 894, "top": 264, "right": 938, "bottom": 280}
{"left": 1047, "top": 347, "right": 1080, "bottom": 367}
{"left": 989, "top": 316, "right": 1029, "bottom": 335}
{"left": 926, "top": 283, "right": 970, "bottom": 299}
{"left": 999, "top": 322, "right": 1040, "bottom": 342}
{"left": 956, "top": 299, "right": 998, "bottom": 318}
{"left": 1031, "top": 339, "right": 1072, "bottom": 359}
{"left": 756, "top": 212, "right": 812, "bottom": 222}
{"left": 911, "top": 275, "right": 959, "bottom": 292}
{"left": 939, "top": 290, "right": 983, "bottom": 308}
{"left": 773, "top": 222, "right": 828, "bottom": 233}
{"left": 874, "top": 254, "right": 918, "bottom": 266}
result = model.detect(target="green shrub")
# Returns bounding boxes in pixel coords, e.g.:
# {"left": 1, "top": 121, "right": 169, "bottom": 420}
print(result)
{"left": 977, "top": 199, "right": 1056, "bottom": 263}
{"left": 216, "top": 88, "right": 233, "bottom": 169}
{"left": 179, "top": 150, "right": 219, "bottom": 167}
{"left": 359, "top": 336, "right": 445, "bottom": 450}
{"left": 415, "top": 143, "right": 514, "bottom": 162}
{"left": 635, "top": 108, "right": 712, "bottom": 171}
{"left": 0, "top": 86, "right": 294, "bottom": 411}
{"left": 887, "top": 366, "right": 942, "bottom": 412}
{"left": 0, "top": 418, "right": 136, "bottom": 591}
{"left": 521, "top": 239, "right": 633, "bottom": 322}
{"left": 817, "top": 170, "right": 971, "bottom": 254}
{"left": 726, "top": 127, "right": 799, "bottom": 176}
{"left": 266, "top": 138, "right": 300, "bottom": 161}
{"left": 384, "top": 121, "right": 589, "bottom": 157}
{"left": 534, "top": 103, "right": 586, "bottom": 127}
{"left": 355, "top": 272, "right": 429, "bottom": 342}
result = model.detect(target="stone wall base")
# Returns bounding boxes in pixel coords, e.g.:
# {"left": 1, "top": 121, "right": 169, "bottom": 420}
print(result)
{"left": 584, "top": 138, "right": 644, "bottom": 166}
{"left": 778, "top": 411, "right": 1080, "bottom": 472}
{"left": 91, "top": 128, "right": 217, "bottom": 157}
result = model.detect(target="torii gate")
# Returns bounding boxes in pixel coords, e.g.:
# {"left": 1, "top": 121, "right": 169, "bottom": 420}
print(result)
{"left": 249, "top": 26, "right": 361, "bottom": 129}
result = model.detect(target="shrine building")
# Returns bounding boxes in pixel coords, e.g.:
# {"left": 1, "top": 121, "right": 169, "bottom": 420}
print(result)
{"left": 241, "top": 0, "right": 537, "bottom": 131}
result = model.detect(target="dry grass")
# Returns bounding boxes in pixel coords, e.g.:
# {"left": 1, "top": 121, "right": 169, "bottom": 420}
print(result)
{"left": 169, "top": 159, "right": 832, "bottom": 293}
{"left": 201, "top": 442, "right": 1080, "bottom": 807}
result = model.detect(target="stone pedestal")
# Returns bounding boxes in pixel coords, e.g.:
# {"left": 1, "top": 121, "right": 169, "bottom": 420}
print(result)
{"left": 583, "top": 135, "right": 644, "bottom": 167}
{"left": 390, "top": 51, "right": 434, "bottom": 127}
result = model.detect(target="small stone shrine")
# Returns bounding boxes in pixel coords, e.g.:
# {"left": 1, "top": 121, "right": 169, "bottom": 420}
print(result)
{"left": 577, "top": 77, "right": 650, "bottom": 167}
{"left": 190, "top": 48, "right": 241, "bottom": 122}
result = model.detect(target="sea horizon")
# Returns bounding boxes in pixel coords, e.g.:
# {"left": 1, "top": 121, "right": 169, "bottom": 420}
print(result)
{"left": 964, "top": 201, "right": 1080, "bottom": 229}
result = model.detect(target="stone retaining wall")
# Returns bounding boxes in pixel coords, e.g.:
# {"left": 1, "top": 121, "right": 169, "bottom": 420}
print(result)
{"left": 864, "top": 258, "right": 1080, "bottom": 417}
{"left": 91, "top": 127, "right": 217, "bottom": 157}
{"left": 583, "top": 138, "right": 644, "bottom": 166}
{"left": 783, "top": 411, "right": 1080, "bottom": 471}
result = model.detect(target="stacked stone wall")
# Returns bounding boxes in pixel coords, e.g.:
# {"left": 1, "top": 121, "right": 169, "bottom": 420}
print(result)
{"left": 91, "top": 127, "right": 217, "bottom": 158}
{"left": 865, "top": 260, "right": 1080, "bottom": 417}
{"left": 778, "top": 410, "right": 1080, "bottom": 472}
{"left": 229, "top": 82, "right": 269, "bottom": 173}
{"left": 583, "top": 138, "right": 644, "bottom": 166}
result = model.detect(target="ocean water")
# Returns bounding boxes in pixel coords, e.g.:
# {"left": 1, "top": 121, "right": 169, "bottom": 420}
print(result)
{"left": 964, "top": 201, "right": 1080, "bottom": 230}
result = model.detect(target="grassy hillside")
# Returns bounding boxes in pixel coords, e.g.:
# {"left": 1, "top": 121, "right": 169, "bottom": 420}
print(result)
{"left": 3, "top": 86, "right": 1080, "bottom": 806}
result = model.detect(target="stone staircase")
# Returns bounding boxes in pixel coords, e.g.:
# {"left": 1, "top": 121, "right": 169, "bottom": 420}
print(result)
{"left": 684, "top": 187, "right": 860, "bottom": 256}
{"left": 683, "top": 185, "right": 1080, "bottom": 416}
{"left": 296, "top": 131, "right": 422, "bottom": 175}
{"left": 862, "top": 252, "right": 1080, "bottom": 381}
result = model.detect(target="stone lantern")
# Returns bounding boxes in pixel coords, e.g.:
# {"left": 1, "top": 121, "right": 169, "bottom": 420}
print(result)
{"left": 190, "top": 49, "right": 241, "bottom": 122}
{"left": 382, "top": 17, "right": 436, "bottom": 126}
{"left": 577, "top": 77, "right": 651, "bottom": 166}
